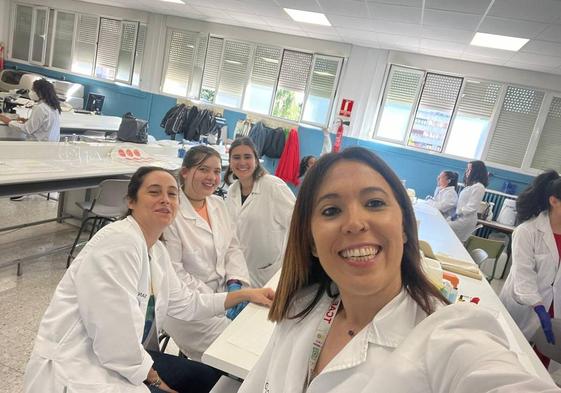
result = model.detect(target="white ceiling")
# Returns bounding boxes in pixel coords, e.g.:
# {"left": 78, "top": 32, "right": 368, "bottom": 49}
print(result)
{"left": 86, "top": 0, "right": 561, "bottom": 75}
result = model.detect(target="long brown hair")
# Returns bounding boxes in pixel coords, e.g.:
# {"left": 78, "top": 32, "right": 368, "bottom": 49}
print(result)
{"left": 269, "top": 147, "right": 447, "bottom": 322}
{"left": 33, "top": 79, "right": 61, "bottom": 113}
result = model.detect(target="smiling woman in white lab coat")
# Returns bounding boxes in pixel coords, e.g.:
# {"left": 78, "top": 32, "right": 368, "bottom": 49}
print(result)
{"left": 163, "top": 145, "right": 251, "bottom": 361}
{"left": 24, "top": 166, "right": 273, "bottom": 393}
{"left": 224, "top": 137, "right": 295, "bottom": 287}
{"left": 426, "top": 170, "right": 458, "bottom": 219}
{"left": 500, "top": 171, "right": 561, "bottom": 367}
{"left": 448, "top": 160, "right": 488, "bottom": 242}
{"left": 0, "top": 79, "right": 60, "bottom": 141}
{"left": 239, "top": 148, "right": 558, "bottom": 393}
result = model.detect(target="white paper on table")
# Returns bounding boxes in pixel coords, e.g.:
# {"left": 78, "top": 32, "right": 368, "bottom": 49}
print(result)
{"left": 227, "top": 308, "right": 276, "bottom": 356}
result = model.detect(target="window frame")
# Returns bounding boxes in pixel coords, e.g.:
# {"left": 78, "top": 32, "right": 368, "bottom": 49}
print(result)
{"left": 29, "top": 6, "right": 50, "bottom": 65}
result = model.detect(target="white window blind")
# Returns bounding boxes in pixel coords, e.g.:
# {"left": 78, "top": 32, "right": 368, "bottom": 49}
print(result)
{"left": 200, "top": 36, "right": 224, "bottom": 102}
{"left": 31, "top": 8, "right": 48, "bottom": 64}
{"left": 243, "top": 45, "right": 282, "bottom": 114}
{"left": 408, "top": 73, "right": 463, "bottom": 152}
{"left": 532, "top": 96, "right": 561, "bottom": 172}
{"left": 302, "top": 55, "right": 342, "bottom": 125}
{"left": 116, "top": 21, "right": 138, "bottom": 83}
{"left": 272, "top": 50, "right": 313, "bottom": 121}
{"left": 72, "top": 14, "right": 98, "bottom": 75}
{"left": 95, "top": 18, "right": 122, "bottom": 80}
{"left": 51, "top": 11, "right": 75, "bottom": 70}
{"left": 486, "top": 86, "right": 545, "bottom": 168}
{"left": 12, "top": 4, "right": 33, "bottom": 61}
{"left": 162, "top": 29, "right": 198, "bottom": 96}
{"left": 215, "top": 40, "right": 252, "bottom": 108}
{"left": 189, "top": 34, "right": 208, "bottom": 98}
{"left": 132, "top": 24, "right": 146, "bottom": 86}
{"left": 375, "top": 66, "right": 424, "bottom": 142}
{"left": 445, "top": 80, "right": 502, "bottom": 159}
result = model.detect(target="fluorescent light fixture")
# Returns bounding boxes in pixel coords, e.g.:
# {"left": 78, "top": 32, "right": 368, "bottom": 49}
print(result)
{"left": 314, "top": 71, "right": 334, "bottom": 77}
{"left": 261, "top": 57, "right": 279, "bottom": 64}
{"left": 284, "top": 8, "right": 331, "bottom": 26}
{"left": 160, "top": 0, "right": 185, "bottom": 3}
{"left": 470, "top": 32, "right": 529, "bottom": 51}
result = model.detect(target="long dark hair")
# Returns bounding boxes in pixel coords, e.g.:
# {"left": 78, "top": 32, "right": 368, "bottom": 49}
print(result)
{"left": 465, "top": 160, "right": 488, "bottom": 187}
{"left": 269, "top": 147, "right": 447, "bottom": 322}
{"left": 224, "top": 137, "right": 266, "bottom": 185}
{"left": 33, "top": 79, "right": 61, "bottom": 113}
{"left": 517, "top": 170, "right": 561, "bottom": 223}
{"left": 443, "top": 170, "right": 459, "bottom": 189}
{"left": 299, "top": 155, "right": 315, "bottom": 178}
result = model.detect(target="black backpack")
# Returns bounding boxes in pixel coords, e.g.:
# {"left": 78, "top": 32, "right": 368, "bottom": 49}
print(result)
{"left": 117, "top": 112, "right": 148, "bottom": 144}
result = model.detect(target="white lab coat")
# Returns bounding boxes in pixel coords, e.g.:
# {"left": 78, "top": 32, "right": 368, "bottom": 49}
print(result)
{"left": 24, "top": 216, "right": 227, "bottom": 393}
{"left": 163, "top": 192, "right": 249, "bottom": 360}
{"left": 240, "top": 289, "right": 558, "bottom": 393}
{"left": 449, "top": 182, "right": 485, "bottom": 242}
{"left": 9, "top": 101, "right": 60, "bottom": 141}
{"left": 226, "top": 175, "right": 295, "bottom": 287}
{"left": 426, "top": 185, "right": 458, "bottom": 219}
{"left": 500, "top": 211, "right": 561, "bottom": 340}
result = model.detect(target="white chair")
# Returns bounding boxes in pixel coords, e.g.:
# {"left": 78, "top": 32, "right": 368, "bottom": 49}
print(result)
{"left": 66, "top": 179, "right": 129, "bottom": 267}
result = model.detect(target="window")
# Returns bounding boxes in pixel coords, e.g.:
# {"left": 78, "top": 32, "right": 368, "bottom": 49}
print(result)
{"left": 272, "top": 50, "right": 312, "bottom": 122}
{"left": 132, "top": 24, "right": 146, "bottom": 86}
{"left": 72, "top": 14, "right": 99, "bottom": 75}
{"left": 444, "top": 80, "right": 501, "bottom": 159}
{"left": 215, "top": 40, "right": 252, "bottom": 108}
{"left": 11, "top": 4, "right": 33, "bottom": 61}
{"left": 95, "top": 18, "right": 121, "bottom": 80}
{"left": 375, "top": 66, "right": 424, "bottom": 142}
{"left": 115, "top": 21, "right": 138, "bottom": 83}
{"left": 408, "top": 73, "right": 463, "bottom": 152}
{"left": 31, "top": 8, "right": 49, "bottom": 64}
{"left": 486, "top": 86, "right": 544, "bottom": 168}
{"left": 243, "top": 45, "right": 282, "bottom": 114}
{"left": 51, "top": 11, "right": 75, "bottom": 70}
{"left": 162, "top": 29, "right": 198, "bottom": 96}
{"left": 302, "top": 55, "right": 342, "bottom": 125}
{"left": 200, "top": 36, "right": 224, "bottom": 103}
{"left": 531, "top": 96, "right": 561, "bottom": 172}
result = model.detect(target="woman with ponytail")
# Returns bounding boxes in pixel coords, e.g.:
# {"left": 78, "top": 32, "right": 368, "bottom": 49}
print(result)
{"left": 0, "top": 78, "right": 61, "bottom": 141}
{"left": 500, "top": 170, "right": 561, "bottom": 368}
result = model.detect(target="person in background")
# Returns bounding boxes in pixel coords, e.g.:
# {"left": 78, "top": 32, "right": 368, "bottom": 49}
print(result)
{"left": 238, "top": 147, "right": 560, "bottom": 393}
{"left": 0, "top": 78, "right": 61, "bottom": 142}
{"left": 449, "top": 160, "right": 488, "bottom": 242}
{"left": 163, "top": 146, "right": 251, "bottom": 362}
{"left": 500, "top": 170, "right": 561, "bottom": 369}
{"left": 24, "top": 166, "right": 274, "bottom": 393}
{"left": 225, "top": 137, "right": 295, "bottom": 287}
{"left": 426, "top": 170, "right": 459, "bottom": 219}
{"left": 299, "top": 155, "right": 317, "bottom": 181}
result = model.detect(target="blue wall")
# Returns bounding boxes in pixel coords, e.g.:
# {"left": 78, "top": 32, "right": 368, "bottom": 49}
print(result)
{"left": 6, "top": 61, "right": 534, "bottom": 196}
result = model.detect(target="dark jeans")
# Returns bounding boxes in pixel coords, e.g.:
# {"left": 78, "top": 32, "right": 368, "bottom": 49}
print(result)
{"left": 147, "top": 350, "right": 222, "bottom": 393}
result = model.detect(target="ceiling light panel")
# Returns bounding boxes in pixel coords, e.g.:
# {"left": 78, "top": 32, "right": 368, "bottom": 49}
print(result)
{"left": 470, "top": 32, "right": 529, "bottom": 51}
{"left": 284, "top": 8, "right": 332, "bottom": 26}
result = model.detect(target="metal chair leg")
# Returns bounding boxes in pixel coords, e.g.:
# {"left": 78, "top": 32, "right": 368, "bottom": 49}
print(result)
{"left": 67, "top": 216, "right": 95, "bottom": 268}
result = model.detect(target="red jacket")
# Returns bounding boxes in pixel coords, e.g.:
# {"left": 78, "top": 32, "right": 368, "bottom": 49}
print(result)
{"left": 275, "top": 128, "right": 300, "bottom": 186}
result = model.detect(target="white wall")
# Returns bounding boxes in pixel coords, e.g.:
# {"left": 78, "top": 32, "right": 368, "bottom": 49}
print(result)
{"left": 0, "top": 0, "right": 10, "bottom": 50}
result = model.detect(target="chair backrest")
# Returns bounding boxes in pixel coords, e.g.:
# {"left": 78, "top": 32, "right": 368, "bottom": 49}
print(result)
{"left": 533, "top": 318, "right": 561, "bottom": 363}
{"left": 94, "top": 179, "right": 130, "bottom": 216}
{"left": 464, "top": 235, "right": 506, "bottom": 260}
{"left": 469, "top": 248, "right": 489, "bottom": 266}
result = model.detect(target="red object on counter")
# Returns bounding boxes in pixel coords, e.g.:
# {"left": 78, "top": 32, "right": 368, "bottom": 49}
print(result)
{"left": 470, "top": 297, "right": 480, "bottom": 304}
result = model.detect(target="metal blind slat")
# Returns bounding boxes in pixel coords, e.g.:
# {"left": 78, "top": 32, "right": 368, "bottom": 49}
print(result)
{"left": 486, "top": 86, "right": 545, "bottom": 168}
{"left": 95, "top": 18, "right": 121, "bottom": 79}
{"left": 51, "top": 11, "right": 75, "bottom": 70}
{"left": 250, "top": 45, "right": 281, "bottom": 86}
{"left": 217, "top": 40, "right": 251, "bottom": 97}
{"left": 163, "top": 29, "right": 198, "bottom": 95}
{"left": 386, "top": 67, "right": 424, "bottom": 102}
{"left": 201, "top": 36, "right": 224, "bottom": 94}
{"left": 77, "top": 14, "right": 98, "bottom": 44}
{"left": 419, "top": 73, "right": 463, "bottom": 110}
{"left": 277, "top": 50, "right": 312, "bottom": 92}
{"left": 72, "top": 14, "right": 97, "bottom": 75}
{"left": 308, "top": 56, "right": 340, "bottom": 98}
{"left": 532, "top": 96, "right": 561, "bottom": 172}
{"left": 457, "top": 81, "right": 501, "bottom": 117}
{"left": 12, "top": 5, "right": 33, "bottom": 60}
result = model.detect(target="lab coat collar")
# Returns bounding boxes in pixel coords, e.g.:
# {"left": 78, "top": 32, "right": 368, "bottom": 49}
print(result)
{"left": 536, "top": 211, "right": 560, "bottom": 262}
{"left": 178, "top": 191, "right": 217, "bottom": 221}
{"left": 323, "top": 290, "right": 425, "bottom": 373}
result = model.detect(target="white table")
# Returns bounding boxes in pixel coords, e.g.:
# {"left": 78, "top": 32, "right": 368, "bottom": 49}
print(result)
{"left": 202, "top": 200, "right": 552, "bottom": 383}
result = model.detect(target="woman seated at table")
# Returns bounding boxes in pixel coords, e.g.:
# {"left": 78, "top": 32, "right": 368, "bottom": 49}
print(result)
{"left": 239, "top": 147, "right": 559, "bottom": 393}
{"left": 449, "top": 160, "right": 488, "bottom": 242}
{"left": 163, "top": 146, "right": 251, "bottom": 362}
{"left": 426, "top": 170, "right": 458, "bottom": 219}
{"left": 500, "top": 170, "right": 561, "bottom": 368}
{"left": 0, "top": 79, "right": 61, "bottom": 141}
{"left": 24, "top": 166, "right": 273, "bottom": 393}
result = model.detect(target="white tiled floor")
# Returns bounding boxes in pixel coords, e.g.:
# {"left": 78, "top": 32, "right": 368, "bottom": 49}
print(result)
{"left": 1, "top": 195, "right": 559, "bottom": 392}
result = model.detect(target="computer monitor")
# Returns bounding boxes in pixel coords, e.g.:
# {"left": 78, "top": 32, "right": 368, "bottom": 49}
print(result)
{"left": 85, "top": 93, "right": 105, "bottom": 114}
